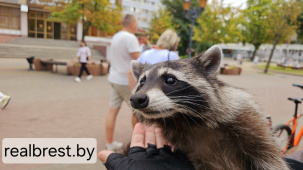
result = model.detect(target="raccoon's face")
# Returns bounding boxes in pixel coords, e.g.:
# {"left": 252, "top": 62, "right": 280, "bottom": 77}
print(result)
{"left": 130, "top": 45, "right": 223, "bottom": 122}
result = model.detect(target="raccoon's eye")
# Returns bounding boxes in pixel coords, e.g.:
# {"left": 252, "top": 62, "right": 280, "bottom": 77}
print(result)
{"left": 140, "top": 78, "right": 145, "bottom": 86}
{"left": 165, "top": 76, "right": 177, "bottom": 85}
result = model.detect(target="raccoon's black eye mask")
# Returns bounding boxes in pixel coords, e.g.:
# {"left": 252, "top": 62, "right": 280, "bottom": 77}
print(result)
{"left": 139, "top": 74, "right": 178, "bottom": 88}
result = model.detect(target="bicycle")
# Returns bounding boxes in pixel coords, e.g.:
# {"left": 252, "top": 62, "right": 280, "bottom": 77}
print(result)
{"left": 273, "top": 84, "right": 303, "bottom": 155}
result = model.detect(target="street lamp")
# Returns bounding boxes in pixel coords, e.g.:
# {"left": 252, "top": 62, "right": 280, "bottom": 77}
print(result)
{"left": 183, "top": 0, "right": 207, "bottom": 58}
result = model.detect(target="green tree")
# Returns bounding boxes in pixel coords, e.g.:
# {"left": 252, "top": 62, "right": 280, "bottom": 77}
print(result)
{"left": 162, "top": 0, "right": 200, "bottom": 55}
{"left": 296, "top": 12, "right": 303, "bottom": 43}
{"left": 296, "top": 0, "right": 303, "bottom": 43}
{"left": 38, "top": 0, "right": 122, "bottom": 41}
{"left": 148, "top": 8, "right": 177, "bottom": 44}
{"left": 193, "top": 0, "right": 243, "bottom": 48}
{"left": 264, "top": 0, "right": 302, "bottom": 73}
{"left": 242, "top": 0, "right": 271, "bottom": 61}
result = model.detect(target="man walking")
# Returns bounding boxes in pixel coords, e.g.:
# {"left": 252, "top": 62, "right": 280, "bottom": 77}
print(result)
{"left": 105, "top": 14, "right": 140, "bottom": 151}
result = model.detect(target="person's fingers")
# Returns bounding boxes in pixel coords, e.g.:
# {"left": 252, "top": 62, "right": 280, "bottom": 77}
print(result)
{"left": 167, "top": 141, "right": 175, "bottom": 152}
{"left": 130, "top": 123, "right": 145, "bottom": 148}
{"left": 155, "top": 127, "right": 168, "bottom": 149}
{"left": 98, "top": 150, "right": 114, "bottom": 163}
{"left": 144, "top": 125, "right": 156, "bottom": 148}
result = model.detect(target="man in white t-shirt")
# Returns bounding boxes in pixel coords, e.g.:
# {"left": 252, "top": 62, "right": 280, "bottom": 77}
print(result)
{"left": 105, "top": 14, "right": 140, "bottom": 151}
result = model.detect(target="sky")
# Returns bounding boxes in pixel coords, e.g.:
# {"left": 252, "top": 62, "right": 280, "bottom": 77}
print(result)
{"left": 208, "top": 0, "right": 247, "bottom": 9}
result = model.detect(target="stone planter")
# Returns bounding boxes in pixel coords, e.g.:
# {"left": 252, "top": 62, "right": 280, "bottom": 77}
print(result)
{"left": 33, "top": 58, "right": 53, "bottom": 71}
{"left": 67, "top": 62, "right": 109, "bottom": 76}
{"left": 220, "top": 66, "right": 242, "bottom": 75}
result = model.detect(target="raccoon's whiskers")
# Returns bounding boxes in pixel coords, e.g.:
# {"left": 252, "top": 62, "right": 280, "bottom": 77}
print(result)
{"left": 178, "top": 105, "right": 204, "bottom": 127}
{"left": 179, "top": 111, "right": 194, "bottom": 133}
{"left": 176, "top": 104, "right": 208, "bottom": 127}
{"left": 181, "top": 101, "right": 211, "bottom": 112}
{"left": 173, "top": 99, "right": 212, "bottom": 112}
{"left": 166, "top": 85, "right": 194, "bottom": 95}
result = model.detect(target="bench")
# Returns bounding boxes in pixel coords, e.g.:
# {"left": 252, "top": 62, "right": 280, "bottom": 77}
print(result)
{"left": 34, "top": 58, "right": 67, "bottom": 73}
{"left": 40, "top": 60, "right": 67, "bottom": 73}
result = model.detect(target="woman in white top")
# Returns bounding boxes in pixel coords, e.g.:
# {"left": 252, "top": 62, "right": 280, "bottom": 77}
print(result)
{"left": 75, "top": 41, "right": 93, "bottom": 82}
{"left": 137, "top": 29, "right": 180, "bottom": 65}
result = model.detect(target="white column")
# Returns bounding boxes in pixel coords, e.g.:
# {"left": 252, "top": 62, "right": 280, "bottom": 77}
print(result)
{"left": 77, "top": 21, "right": 83, "bottom": 41}
{"left": 21, "top": 12, "right": 28, "bottom": 37}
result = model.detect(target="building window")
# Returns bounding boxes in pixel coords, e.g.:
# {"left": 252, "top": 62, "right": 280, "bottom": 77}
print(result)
{"left": 0, "top": 6, "right": 20, "bottom": 30}
{"left": 28, "top": 11, "right": 76, "bottom": 40}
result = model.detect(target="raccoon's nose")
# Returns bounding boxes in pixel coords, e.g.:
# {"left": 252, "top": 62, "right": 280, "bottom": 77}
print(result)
{"left": 130, "top": 94, "right": 149, "bottom": 109}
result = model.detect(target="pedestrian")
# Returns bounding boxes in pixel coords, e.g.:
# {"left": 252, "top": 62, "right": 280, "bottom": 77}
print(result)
{"left": 105, "top": 14, "right": 141, "bottom": 151}
{"left": 128, "top": 29, "right": 180, "bottom": 126}
{"left": 137, "top": 29, "right": 180, "bottom": 65}
{"left": 74, "top": 41, "right": 93, "bottom": 82}
{"left": 254, "top": 56, "right": 259, "bottom": 65}
{"left": 0, "top": 91, "right": 11, "bottom": 111}
{"left": 237, "top": 52, "right": 243, "bottom": 65}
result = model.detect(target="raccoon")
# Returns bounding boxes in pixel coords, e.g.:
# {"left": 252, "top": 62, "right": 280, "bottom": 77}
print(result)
{"left": 129, "top": 46, "right": 289, "bottom": 170}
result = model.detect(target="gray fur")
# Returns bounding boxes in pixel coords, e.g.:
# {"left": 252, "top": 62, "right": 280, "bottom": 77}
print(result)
{"left": 130, "top": 46, "right": 289, "bottom": 170}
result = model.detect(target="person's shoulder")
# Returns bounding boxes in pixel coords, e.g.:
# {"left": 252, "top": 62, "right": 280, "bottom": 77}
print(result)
{"left": 138, "top": 49, "right": 153, "bottom": 63}
{"left": 170, "top": 51, "right": 180, "bottom": 60}
{"left": 143, "top": 49, "right": 155, "bottom": 56}
{"left": 114, "top": 31, "right": 136, "bottom": 40}
{"left": 126, "top": 32, "right": 137, "bottom": 39}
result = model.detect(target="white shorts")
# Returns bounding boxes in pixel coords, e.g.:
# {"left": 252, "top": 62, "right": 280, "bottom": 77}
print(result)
{"left": 109, "top": 83, "right": 131, "bottom": 108}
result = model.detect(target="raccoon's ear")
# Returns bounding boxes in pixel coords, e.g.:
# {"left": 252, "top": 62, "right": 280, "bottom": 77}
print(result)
{"left": 131, "top": 60, "right": 144, "bottom": 81}
{"left": 198, "top": 45, "right": 222, "bottom": 76}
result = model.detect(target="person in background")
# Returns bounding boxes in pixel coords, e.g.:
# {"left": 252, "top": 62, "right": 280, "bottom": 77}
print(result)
{"left": 128, "top": 29, "right": 180, "bottom": 127}
{"left": 237, "top": 52, "right": 243, "bottom": 65}
{"left": 74, "top": 41, "right": 93, "bottom": 82}
{"left": 105, "top": 14, "right": 141, "bottom": 151}
{"left": 0, "top": 91, "right": 11, "bottom": 111}
{"left": 140, "top": 35, "right": 152, "bottom": 53}
{"left": 254, "top": 56, "right": 259, "bottom": 65}
{"left": 137, "top": 29, "right": 180, "bottom": 65}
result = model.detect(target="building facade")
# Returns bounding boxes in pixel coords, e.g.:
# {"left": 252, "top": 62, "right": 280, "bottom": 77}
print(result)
{"left": 0, "top": 0, "right": 161, "bottom": 43}
{"left": 0, "top": 0, "right": 78, "bottom": 42}
{"left": 111, "top": 0, "right": 162, "bottom": 30}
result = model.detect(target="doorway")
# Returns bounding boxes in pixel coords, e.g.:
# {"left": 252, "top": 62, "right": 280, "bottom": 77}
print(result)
{"left": 54, "top": 22, "right": 61, "bottom": 39}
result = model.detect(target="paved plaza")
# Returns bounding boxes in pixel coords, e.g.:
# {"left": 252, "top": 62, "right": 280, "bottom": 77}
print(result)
{"left": 0, "top": 57, "right": 303, "bottom": 170}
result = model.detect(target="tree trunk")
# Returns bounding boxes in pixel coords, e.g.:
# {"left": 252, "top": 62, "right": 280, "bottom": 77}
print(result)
{"left": 82, "top": 17, "right": 85, "bottom": 42}
{"left": 82, "top": 20, "right": 91, "bottom": 42}
{"left": 81, "top": 4, "right": 85, "bottom": 42}
{"left": 264, "top": 40, "right": 278, "bottom": 73}
{"left": 251, "top": 48, "right": 257, "bottom": 61}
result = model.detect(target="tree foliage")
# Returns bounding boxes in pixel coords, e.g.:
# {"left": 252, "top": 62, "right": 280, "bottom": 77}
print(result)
{"left": 296, "top": 11, "right": 303, "bottom": 43}
{"left": 193, "top": 0, "right": 243, "bottom": 46}
{"left": 241, "top": 0, "right": 271, "bottom": 60}
{"left": 161, "top": 0, "right": 244, "bottom": 55}
{"left": 37, "top": 0, "right": 122, "bottom": 40}
{"left": 148, "top": 8, "right": 177, "bottom": 44}
{"left": 264, "top": 0, "right": 302, "bottom": 73}
{"left": 161, "top": 0, "right": 196, "bottom": 55}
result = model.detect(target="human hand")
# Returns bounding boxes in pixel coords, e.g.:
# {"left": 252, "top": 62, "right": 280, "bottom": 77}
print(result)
{"left": 98, "top": 123, "right": 194, "bottom": 170}
{"left": 142, "top": 36, "right": 150, "bottom": 45}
